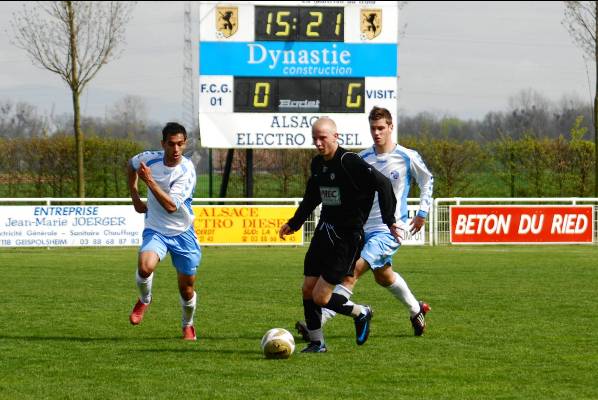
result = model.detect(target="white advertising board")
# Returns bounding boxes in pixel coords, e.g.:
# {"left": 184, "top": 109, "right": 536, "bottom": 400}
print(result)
{"left": 402, "top": 205, "right": 425, "bottom": 246}
{"left": 0, "top": 205, "right": 144, "bottom": 247}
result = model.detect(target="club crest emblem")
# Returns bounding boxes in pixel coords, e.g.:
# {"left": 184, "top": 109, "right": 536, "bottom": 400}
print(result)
{"left": 216, "top": 7, "right": 238, "bottom": 38}
{"left": 360, "top": 9, "right": 382, "bottom": 40}
{"left": 330, "top": 173, "right": 335, "bottom": 181}
{"left": 390, "top": 170, "right": 400, "bottom": 180}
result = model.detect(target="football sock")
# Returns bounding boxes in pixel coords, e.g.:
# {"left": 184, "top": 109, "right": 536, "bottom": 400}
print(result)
{"left": 180, "top": 291, "right": 197, "bottom": 327}
{"left": 324, "top": 293, "right": 363, "bottom": 317}
{"left": 303, "top": 299, "right": 322, "bottom": 331}
{"left": 386, "top": 272, "right": 420, "bottom": 316}
{"left": 308, "top": 328, "right": 324, "bottom": 344}
{"left": 136, "top": 270, "right": 153, "bottom": 304}
{"left": 321, "top": 285, "right": 354, "bottom": 324}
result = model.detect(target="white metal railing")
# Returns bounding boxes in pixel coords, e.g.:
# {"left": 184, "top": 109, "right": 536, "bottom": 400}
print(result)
{"left": 0, "top": 197, "right": 429, "bottom": 245}
{"left": 4, "top": 197, "right": 597, "bottom": 245}
{"left": 433, "top": 197, "right": 598, "bottom": 245}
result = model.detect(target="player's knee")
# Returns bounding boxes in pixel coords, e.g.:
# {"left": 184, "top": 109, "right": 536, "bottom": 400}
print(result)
{"left": 312, "top": 292, "right": 330, "bottom": 307}
{"left": 178, "top": 285, "right": 194, "bottom": 301}
{"left": 373, "top": 268, "right": 394, "bottom": 286}
{"left": 301, "top": 278, "right": 318, "bottom": 298}
{"left": 137, "top": 264, "right": 154, "bottom": 278}
{"left": 301, "top": 284, "right": 313, "bottom": 299}
{"left": 138, "top": 252, "right": 158, "bottom": 277}
{"left": 341, "top": 275, "right": 357, "bottom": 289}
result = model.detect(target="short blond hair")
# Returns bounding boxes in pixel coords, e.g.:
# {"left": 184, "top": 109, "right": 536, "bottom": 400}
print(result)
{"left": 312, "top": 116, "right": 337, "bottom": 134}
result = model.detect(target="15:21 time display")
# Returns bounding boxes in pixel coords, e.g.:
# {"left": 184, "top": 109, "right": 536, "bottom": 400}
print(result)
{"left": 234, "top": 77, "right": 365, "bottom": 113}
{"left": 255, "top": 6, "right": 344, "bottom": 42}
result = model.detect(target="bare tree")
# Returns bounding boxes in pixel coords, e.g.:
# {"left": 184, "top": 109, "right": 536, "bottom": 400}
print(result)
{"left": 563, "top": 0, "right": 598, "bottom": 196}
{"left": 10, "top": 1, "right": 135, "bottom": 197}
{"left": 107, "top": 95, "right": 148, "bottom": 140}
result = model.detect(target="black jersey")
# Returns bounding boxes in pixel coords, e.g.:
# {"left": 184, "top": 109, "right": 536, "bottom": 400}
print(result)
{"left": 287, "top": 146, "right": 397, "bottom": 231}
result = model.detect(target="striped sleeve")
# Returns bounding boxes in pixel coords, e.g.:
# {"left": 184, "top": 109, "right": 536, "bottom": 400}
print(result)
{"left": 409, "top": 149, "right": 434, "bottom": 217}
{"left": 169, "top": 160, "right": 196, "bottom": 210}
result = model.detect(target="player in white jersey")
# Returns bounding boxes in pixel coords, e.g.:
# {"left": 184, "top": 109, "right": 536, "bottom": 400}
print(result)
{"left": 127, "top": 122, "right": 201, "bottom": 341}
{"left": 297, "top": 107, "right": 434, "bottom": 338}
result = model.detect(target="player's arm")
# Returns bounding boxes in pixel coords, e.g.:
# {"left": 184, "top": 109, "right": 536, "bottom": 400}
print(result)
{"left": 409, "top": 150, "right": 434, "bottom": 234}
{"left": 167, "top": 167, "right": 196, "bottom": 212}
{"left": 127, "top": 160, "right": 147, "bottom": 214}
{"left": 279, "top": 163, "right": 321, "bottom": 239}
{"left": 137, "top": 161, "right": 178, "bottom": 213}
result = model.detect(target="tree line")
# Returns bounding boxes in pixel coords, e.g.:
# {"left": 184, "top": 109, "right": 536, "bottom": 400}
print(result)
{"left": 0, "top": 135, "right": 143, "bottom": 198}
{"left": 1, "top": 129, "right": 592, "bottom": 199}
{"left": 0, "top": 88, "right": 595, "bottom": 199}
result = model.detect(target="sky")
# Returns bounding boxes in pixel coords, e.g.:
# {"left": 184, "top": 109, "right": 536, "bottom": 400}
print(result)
{"left": 0, "top": 1, "right": 593, "bottom": 125}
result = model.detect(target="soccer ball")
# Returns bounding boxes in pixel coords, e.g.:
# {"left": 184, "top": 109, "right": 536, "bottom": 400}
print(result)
{"left": 260, "top": 328, "right": 295, "bottom": 359}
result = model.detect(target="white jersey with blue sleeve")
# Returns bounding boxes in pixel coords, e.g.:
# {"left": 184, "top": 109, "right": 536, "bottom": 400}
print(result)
{"left": 130, "top": 150, "right": 196, "bottom": 237}
{"left": 360, "top": 144, "right": 434, "bottom": 233}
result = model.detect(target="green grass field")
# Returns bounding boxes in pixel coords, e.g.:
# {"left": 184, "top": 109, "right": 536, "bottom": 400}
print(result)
{"left": 1, "top": 245, "right": 597, "bottom": 399}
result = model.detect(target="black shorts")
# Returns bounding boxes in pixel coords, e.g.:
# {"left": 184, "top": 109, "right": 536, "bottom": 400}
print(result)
{"left": 304, "top": 222, "right": 364, "bottom": 285}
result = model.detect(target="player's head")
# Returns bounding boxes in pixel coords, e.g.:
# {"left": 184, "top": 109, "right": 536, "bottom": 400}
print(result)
{"left": 162, "top": 122, "right": 187, "bottom": 142}
{"left": 368, "top": 106, "right": 393, "bottom": 125}
{"left": 161, "top": 122, "right": 187, "bottom": 166}
{"left": 368, "top": 107, "right": 394, "bottom": 148}
{"left": 312, "top": 117, "right": 339, "bottom": 160}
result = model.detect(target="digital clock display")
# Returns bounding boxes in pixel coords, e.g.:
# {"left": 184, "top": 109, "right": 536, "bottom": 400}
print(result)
{"left": 255, "top": 6, "right": 344, "bottom": 42}
{"left": 234, "top": 77, "right": 364, "bottom": 113}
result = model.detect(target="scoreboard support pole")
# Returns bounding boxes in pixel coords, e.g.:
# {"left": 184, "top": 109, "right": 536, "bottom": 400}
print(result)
{"left": 219, "top": 149, "right": 235, "bottom": 198}
{"left": 208, "top": 149, "right": 213, "bottom": 198}
{"left": 245, "top": 149, "right": 254, "bottom": 198}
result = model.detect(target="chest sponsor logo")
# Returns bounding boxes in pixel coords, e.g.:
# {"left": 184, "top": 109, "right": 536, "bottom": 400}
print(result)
{"left": 320, "top": 186, "right": 341, "bottom": 206}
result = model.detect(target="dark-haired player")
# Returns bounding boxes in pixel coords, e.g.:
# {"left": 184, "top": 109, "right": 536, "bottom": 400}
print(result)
{"left": 127, "top": 122, "right": 200, "bottom": 341}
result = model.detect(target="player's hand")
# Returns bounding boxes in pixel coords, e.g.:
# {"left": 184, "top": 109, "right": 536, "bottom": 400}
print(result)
{"left": 410, "top": 215, "right": 426, "bottom": 235}
{"left": 133, "top": 199, "right": 147, "bottom": 214}
{"left": 137, "top": 162, "right": 153, "bottom": 184}
{"left": 278, "top": 223, "right": 295, "bottom": 240}
{"left": 388, "top": 223, "right": 405, "bottom": 244}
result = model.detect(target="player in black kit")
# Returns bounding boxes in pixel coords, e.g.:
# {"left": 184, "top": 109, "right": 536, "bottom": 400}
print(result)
{"left": 279, "top": 117, "right": 403, "bottom": 353}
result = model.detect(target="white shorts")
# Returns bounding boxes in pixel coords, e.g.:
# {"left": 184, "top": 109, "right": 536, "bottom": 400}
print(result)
{"left": 360, "top": 231, "right": 400, "bottom": 270}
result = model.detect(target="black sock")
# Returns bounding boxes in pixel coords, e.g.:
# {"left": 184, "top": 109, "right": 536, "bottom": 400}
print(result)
{"left": 303, "top": 299, "right": 322, "bottom": 331}
{"left": 324, "top": 293, "right": 354, "bottom": 316}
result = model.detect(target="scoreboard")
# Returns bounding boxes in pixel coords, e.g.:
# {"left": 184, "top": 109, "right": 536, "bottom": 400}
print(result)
{"left": 199, "top": 1, "right": 398, "bottom": 149}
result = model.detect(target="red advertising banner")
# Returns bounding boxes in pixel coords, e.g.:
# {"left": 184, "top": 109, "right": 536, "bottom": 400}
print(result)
{"left": 450, "top": 205, "right": 594, "bottom": 244}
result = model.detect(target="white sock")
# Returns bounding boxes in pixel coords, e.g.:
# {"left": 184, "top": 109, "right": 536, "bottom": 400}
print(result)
{"left": 322, "top": 285, "right": 355, "bottom": 325}
{"left": 308, "top": 328, "right": 324, "bottom": 344}
{"left": 351, "top": 304, "right": 366, "bottom": 318}
{"left": 136, "top": 270, "right": 153, "bottom": 304}
{"left": 180, "top": 291, "right": 197, "bottom": 327}
{"left": 386, "top": 272, "right": 420, "bottom": 316}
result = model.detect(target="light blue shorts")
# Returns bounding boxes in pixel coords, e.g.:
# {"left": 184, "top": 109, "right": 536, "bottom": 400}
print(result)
{"left": 360, "top": 231, "right": 400, "bottom": 270}
{"left": 140, "top": 227, "right": 201, "bottom": 276}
